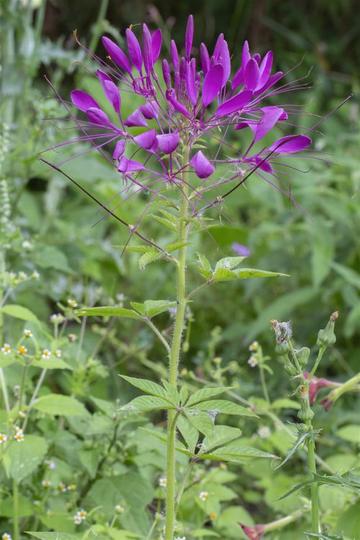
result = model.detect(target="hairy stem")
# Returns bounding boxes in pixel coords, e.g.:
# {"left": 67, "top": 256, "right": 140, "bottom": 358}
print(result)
{"left": 165, "top": 152, "right": 190, "bottom": 540}
{"left": 308, "top": 434, "right": 320, "bottom": 532}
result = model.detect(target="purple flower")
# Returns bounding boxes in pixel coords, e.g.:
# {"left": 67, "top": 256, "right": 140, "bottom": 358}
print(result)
{"left": 232, "top": 243, "right": 251, "bottom": 257}
{"left": 57, "top": 15, "right": 312, "bottom": 206}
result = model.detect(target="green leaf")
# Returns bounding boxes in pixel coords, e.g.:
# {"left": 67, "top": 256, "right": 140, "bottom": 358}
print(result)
{"left": 130, "top": 300, "right": 176, "bottom": 318}
{"left": 0, "top": 304, "right": 40, "bottom": 325}
{"left": 200, "top": 444, "right": 277, "bottom": 463}
{"left": 33, "top": 246, "right": 72, "bottom": 273}
{"left": 275, "top": 430, "right": 310, "bottom": 470}
{"left": 271, "top": 398, "right": 301, "bottom": 410}
{"left": 336, "top": 424, "right": 360, "bottom": 444}
{"left": 139, "top": 249, "right": 161, "bottom": 270}
{"left": 196, "top": 253, "right": 213, "bottom": 279}
{"left": 186, "top": 387, "right": 231, "bottom": 407}
{"left": 32, "top": 394, "right": 88, "bottom": 416}
{"left": 77, "top": 306, "right": 141, "bottom": 319}
{"left": 177, "top": 414, "right": 199, "bottom": 452}
{"left": 332, "top": 262, "right": 360, "bottom": 290}
{"left": 202, "top": 425, "right": 243, "bottom": 453}
{"left": 121, "top": 375, "right": 169, "bottom": 400}
{"left": 185, "top": 410, "right": 215, "bottom": 437}
{"left": 190, "top": 399, "right": 257, "bottom": 417}
{"left": 32, "top": 359, "right": 72, "bottom": 370}
{"left": 213, "top": 267, "right": 288, "bottom": 282}
{"left": 27, "top": 534, "right": 78, "bottom": 540}
{"left": 336, "top": 501, "right": 360, "bottom": 539}
{"left": 214, "top": 256, "right": 245, "bottom": 272}
{"left": 3, "top": 435, "right": 48, "bottom": 482}
{"left": 121, "top": 395, "right": 175, "bottom": 413}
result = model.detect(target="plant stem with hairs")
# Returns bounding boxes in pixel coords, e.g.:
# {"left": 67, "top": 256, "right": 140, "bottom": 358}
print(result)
{"left": 165, "top": 149, "right": 190, "bottom": 540}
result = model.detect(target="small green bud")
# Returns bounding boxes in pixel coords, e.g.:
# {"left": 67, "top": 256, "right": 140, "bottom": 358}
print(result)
{"left": 275, "top": 341, "right": 290, "bottom": 356}
{"left": 295, "top": 347, "right": 311, "bottom": 368}
{"left": 317, "top": 311, "right": 338, "bottom": 348}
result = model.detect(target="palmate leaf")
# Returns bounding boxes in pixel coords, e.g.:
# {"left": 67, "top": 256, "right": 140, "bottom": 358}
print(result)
{"left": 201, "top": 425, "right": 243, "bottom": 453}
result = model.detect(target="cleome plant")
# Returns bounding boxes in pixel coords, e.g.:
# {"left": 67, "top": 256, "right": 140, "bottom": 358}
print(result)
{"left": 51, "top": 14, "right": 312, "bottom": 540}
{"left": 1, "top": 5, "right": 359, "bottom": 540}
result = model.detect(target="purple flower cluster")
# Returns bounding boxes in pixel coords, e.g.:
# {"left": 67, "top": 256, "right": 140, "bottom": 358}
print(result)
{"left": 68, "top": 15, "right": 311, "bottom": 206}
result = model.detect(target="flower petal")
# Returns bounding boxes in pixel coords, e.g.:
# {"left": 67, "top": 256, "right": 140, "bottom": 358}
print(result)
{"left": 170, "top": 39, "right": 179, "bottom": 71}
{"left": 156, "top": 132, "right": 180, "bottom": 154}
{"left": 102, "top": 36, "right": 131, "bottom": 74}
{"left": 215, "top": 90, "right": 253, "bottom": 118}
{"left": 113, "top": 140, "right": 126, "bottom": 160}
{"left": 258, "top": 51, "right": 273, "bottom": 88}
{"left": 213, "top": 34, "right": 230, "bottom": 87}
{"left": 190, "top": 150, "right": 215, "bottom": 179}
{"left": 232, "top": 40, "right": 251, "bottom": 89}
{"left": 86, "top": 107, "right": 114, "bottom": 128}
{"left": 202, "top": 64, "right": 224, "bottom": 107}
{"left": 140, "top": 101, "right": 159, "bottom": 119}
{"left": 71, "top": 90, "right": 99, "bottom": 112}
{"left": 124, "top": 109, "right": 148, "bottom": 127}
{"left": 152, "top": 29, "right": 162, "bottom": 63}
{"left": 126, "top": 28, "right": 143, "bottom": 72}
{"left": 185, "top": 14, "right": 194, "bottom": 59}
{"left": 134, "top": 129, "right": 156, "bottom": 150}
{"left": 254, "top": 106, "right": 284, "bottom": 142}
{"left": 269, "top": 134, "right": 311, "bottom": 154}
{"left": 118, "top": 156, "right": 145, "bottom": 173}
{"left": 186, "top": 59, "right": 198, "bottom": 106}
{"left": 97, "top": 72, "right": 121, "bottom": 113}
{"left": 244, "top": 58, "right": 260, "bottom": 91}
{"left": 200, "top": 43, "right": 210, "bottom": 74}
{"left": 142, "top": 24, "right": 153, "bottom": 73}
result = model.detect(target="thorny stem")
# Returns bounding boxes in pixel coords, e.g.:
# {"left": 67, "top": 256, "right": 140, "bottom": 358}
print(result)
{"left": 165, "top": 148, "right": 190, "bottom": 540}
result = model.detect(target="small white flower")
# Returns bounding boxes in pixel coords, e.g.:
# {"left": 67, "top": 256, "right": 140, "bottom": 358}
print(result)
{"left": 31, "top": 271, "right": 40, "bottom": 280}
{"left": 257, "top": 426, "right": 271, "bottom": 439}
{"left": 67, "top": 298, "right": 78, "bottom": 309}
{"left": 0, "top": 433, "right": 8, "bottom": 444}
{"left": 159, "top": 476, "right": 167, "bottom": 488}
{"left": 50, "top": 313, "right": 64, "bottom": 324}
{"left": 2, "top": 533, "right": 12, "bottom": 540}
{"left": 14, "top": 428, "right": 24, "bottom": 442}
{"left": 18, "top": 272, "right": 28, "bottom": 281}
{"left": 175, "top": 537, "right": 186, "bottom": 540}
{"left": 41, "top": 349, "right": 51, "bottom": 360}
{"left": 1, "top": 343, "right": 12, "bottom": 355}
{"left": 199, "top": 491, "right": 209, "bottom": 502}
{"left": 249, "top": 341, "right": 259, "bottom": 352}
{"left": 23, "top": 329, "right": 33, "bottom": 338}
{"left": 248, "top": 355, "right": 258, "bottom": 368}
{"left": 41, "top": 479, "right": 51, "bottom": 488}
{"left": 45, "top": 459, "right": 56, "bottom": 470}
{"left": 55, "top": 349, "right": 62, "bottom": 358}
{"left": 58, "top": 482, "right": 67, "bottom": 493}
{"left": 17, "top": 345, "right": 28, "bottom": 356}
{"left": 21, "top": 240, "right": 33, "bottom": 250}
{"left": 73, "top": 509, "right": 87, "bottom": 525}
{"left": 115, "top": 504, "right": 125, "bottom": 514}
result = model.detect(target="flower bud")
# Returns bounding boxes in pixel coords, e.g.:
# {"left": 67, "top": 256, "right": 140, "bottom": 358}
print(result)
{"left": 317, "top": 311, "right": 338, "bottom": 348}
{"left": 295, "top": 347, "right": 310, "bottom": 368}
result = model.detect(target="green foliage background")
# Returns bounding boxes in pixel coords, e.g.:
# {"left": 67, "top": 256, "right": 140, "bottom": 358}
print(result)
{"left": 1, "top": 0, "right": 360, "bottom": 538}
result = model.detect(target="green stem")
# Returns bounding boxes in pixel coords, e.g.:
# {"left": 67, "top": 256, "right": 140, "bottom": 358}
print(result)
{"left": 13, "top": 480, "right": 20, "bottom": 540}
{"left": 310, "top": 345, "right": 325, "bottom": 378}
{"left": 165, "top": 153, "right": 190, "bottom": 540}
{"left": 259, "top": 363, "right": 270, "bottom": 403}
{"left": 307, "top": 435, "right": 320, "bottom": 533}
{"left": 264, "top": 508, "right": 305, "bottom": 532}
